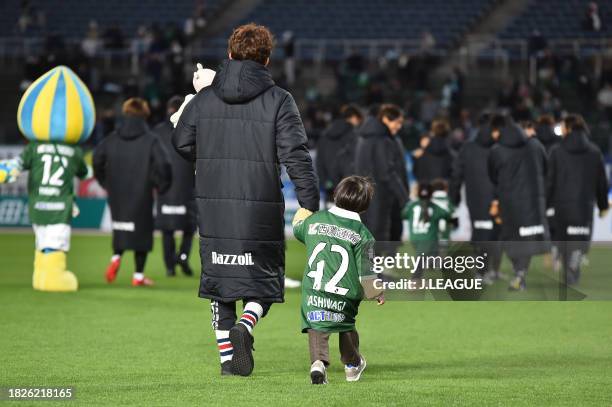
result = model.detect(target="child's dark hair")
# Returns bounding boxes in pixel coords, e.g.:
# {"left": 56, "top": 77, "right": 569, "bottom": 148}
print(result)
{"left": 417, "top": 183, "right": 432, "bottom": 222}
{"left": 333, "top": 176, "right": 374, "bottom": 213}
{"left": 430, "top": 178, "right": 448, "bottom": 193}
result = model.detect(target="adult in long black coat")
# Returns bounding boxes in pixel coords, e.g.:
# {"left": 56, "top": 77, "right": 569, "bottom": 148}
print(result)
{"left": 316, "top": 104, "right": 363, "bottom": 203}
{"left": 172, "top": 24, "right": 319, "bottom": 376}
{"left": 154, "top": 96, "right": 197, "bottom": 277}
{"left": 413, "top": 119, "right": 453, "bottom": 184}
{"left": 450, "top": 114, "right": 502, "bottom": 280}
{"left": 547, "top": 114, "right": 609, "bottom": 284}
{"left": 93, "top": 98, "right": 172, "bottom": 286}
{"left": 488, "top": 115, "right": 550, "bottom": 290}
{"left": 354, "top": 104, "right": 409, "bottom": 243}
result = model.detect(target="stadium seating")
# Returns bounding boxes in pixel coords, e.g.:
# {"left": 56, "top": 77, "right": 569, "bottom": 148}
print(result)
{"left": 0, "top": 0, "right": 224, "bottom": 38}
{"left": 500, "top": 0, "right": 612, "bottom": 40}
{"left": 228, "top": 0, "right": 497, "bottom": 49}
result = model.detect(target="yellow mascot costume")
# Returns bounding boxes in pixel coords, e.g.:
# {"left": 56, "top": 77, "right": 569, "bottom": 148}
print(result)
{"left": 0, "top": 65, "right": 95, "bottom": 291}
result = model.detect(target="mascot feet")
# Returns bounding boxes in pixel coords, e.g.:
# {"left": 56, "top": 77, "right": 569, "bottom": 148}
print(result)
{"left": 32, "top": 251, "right": 78, "bottom": 292}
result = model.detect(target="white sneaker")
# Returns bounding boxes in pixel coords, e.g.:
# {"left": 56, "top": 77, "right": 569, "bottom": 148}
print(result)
{"left": 345, "top": 356, "right": 367, "bottom": 382}
{"left": 310, "top": 360, "right": 327, "bottom": 384}
{"left": 285, "top": 277, "right": 301, "bottom": 288}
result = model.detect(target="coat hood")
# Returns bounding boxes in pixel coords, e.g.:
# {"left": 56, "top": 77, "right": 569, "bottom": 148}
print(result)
{"left": 498, "top": 123, "right": 527, "bottom": 148}
{"left": 475, "top": 124, "right": 494, "bottom": 147}
{"left": 426, "top": 135, "right": 450, "bottom": 155}
{"left": 325, "top": 119, "right": 353, "bottom": 140}
{"left": 212, "top": 59, "right": 275, "bottom": 104}
{"left": 118, "top": 116, "right": 149, "bottom": 140}
{"left": 562, "top": 130, "right": 590, "bottom": 153}
{"left": 359, "top": 117, "right": 390, "bottom": 139}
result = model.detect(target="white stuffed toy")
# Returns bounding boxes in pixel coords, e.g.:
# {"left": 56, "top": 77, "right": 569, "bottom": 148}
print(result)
{"left": 170, "top": 63, "right": 216, "bottom": 127}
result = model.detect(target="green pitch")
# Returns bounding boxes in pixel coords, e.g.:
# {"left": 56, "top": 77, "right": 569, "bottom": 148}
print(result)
{"left": 1, "top": 232, "right": 611, "bottom": 406}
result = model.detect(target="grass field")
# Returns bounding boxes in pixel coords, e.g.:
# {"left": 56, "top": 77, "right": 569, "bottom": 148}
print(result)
{"left": 1, "top": 232, "right": 612, "bottom": 406}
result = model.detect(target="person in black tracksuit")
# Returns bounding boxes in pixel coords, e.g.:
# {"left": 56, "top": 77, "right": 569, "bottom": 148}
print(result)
{"left": 154, "top": 96, "right": 197, "bottom": 277}
{"left": 354, "top": 104, "right": 410, "bottom": 244}
{"left": 316, "top": 104, "right": 363, "bottom": 204}
{"left": 93, "top": 98, "right": 172, "bottom": 286}
{"left": 389, "top": 134, "right": 410, "bottom": 245}
{"left": 535, "top": 115, "right": 561, "bottom": 265}
{"left": 172, "top": 24, "right": 319, "bottom": 377}
{"left": 547, "top": 115, "right": 609, "bottom": 285}
{"left": 450, "top": 114, "right": 502, "bottom": 281}
{"left": 413, "top": 119, "right": 454, "bottom": 185}
{"left": 488, "top": 115, "right": 550, "bottom": 291}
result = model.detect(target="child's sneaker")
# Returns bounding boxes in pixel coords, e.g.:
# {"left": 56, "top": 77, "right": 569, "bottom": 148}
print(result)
{"left": 229, "top": 324, "right": 254, "bottom": 376}
{"left": 221, "top": 360, "right": 233, "bottom": 376}
{"left": 345, "top": 356, "right": 367, "bottom": 382}
{"left": 310, "top": 360, "right": 327, "bottom": 384}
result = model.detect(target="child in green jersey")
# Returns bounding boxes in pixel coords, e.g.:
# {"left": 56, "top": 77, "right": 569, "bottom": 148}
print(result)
{"left": 402, "top": 182, "right": 452, "bottom": 279}
{"left": 293, "top": 176, "right": 384, "bottom": 385}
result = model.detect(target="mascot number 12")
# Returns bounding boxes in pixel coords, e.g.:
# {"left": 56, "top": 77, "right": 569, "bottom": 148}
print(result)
{"left": 0, "top": 65, "right": 95, "bottom": 292}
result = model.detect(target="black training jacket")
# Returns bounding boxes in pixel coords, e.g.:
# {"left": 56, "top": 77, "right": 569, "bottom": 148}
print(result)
{"left": 172, "top": 59, "right": 319, "bottom": 303}
{"left": 488, "top": 123, "right": 550, "bottom": 256}
{"left": 154, "top": 120, "right": 197, "bottom": 232}
{"left": 450, "top": 124, "right": 498, "bottom": 241}
{"left": 93, "top": 117, "right": 172, "bottom": 252}
{"left": 547, "top": 130, "right": 609, "bottom": 242}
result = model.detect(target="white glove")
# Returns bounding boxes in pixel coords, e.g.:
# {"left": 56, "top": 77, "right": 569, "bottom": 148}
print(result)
{"left": 170, "top": 94, "right": 194, "bottom": 128}
{"left": 193, "top": 63, "right": 216, "bottom": 92}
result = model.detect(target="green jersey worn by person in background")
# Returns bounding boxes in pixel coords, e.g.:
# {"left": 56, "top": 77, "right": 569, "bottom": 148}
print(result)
{"left": 19, "top": 141, "right": 89, "bottom": 225}
{"left": 402, "top": 199, "right": 451, "bottom": 255}
{"left": 294, "top": 206, "right": 375, "bottom": 333}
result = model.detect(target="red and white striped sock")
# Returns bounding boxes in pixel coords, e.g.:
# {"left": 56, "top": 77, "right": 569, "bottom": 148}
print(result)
{"left": 238, "top": 302, "right": 264, "bottom": 334}
{"left": 215, "top": 330, "right": 233, "bottom": 363}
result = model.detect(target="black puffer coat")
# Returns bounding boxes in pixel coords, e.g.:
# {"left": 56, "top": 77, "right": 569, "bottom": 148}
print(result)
{"left": 316, "top": 119, "right": 355, "bottom": 199}
{"left": 547, "top": 130, "right": 609, "bottom": 243}
{"left": 354, "top": 117, "right": 409, "bottom": 240}
{"left": 93, "top": 117, "right": 172, "bottom": 252}
{"left": 450, "top": 124, "right": 498, "bottom": 241}
{"left": 488, "top": 123, "right": 550, "bottom": 257}
{"left": 413, "top": 135, "right": 453, "bottom": 184}
{"left": 172, "top": 59, "right": 319, "bottom": 303}
{"left": 154, "top": 121, "right": 196, "bottom": 232}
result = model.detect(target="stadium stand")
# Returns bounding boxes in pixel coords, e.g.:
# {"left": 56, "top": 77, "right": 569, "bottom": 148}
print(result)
{"left": 500, "top": 0, "right": 611, "bottom": 39}
{"left": 227, "top": 0, "right": 498, "bottom": 49}
{"left": 0, "top": 0, "right": 224, "bottom": 37}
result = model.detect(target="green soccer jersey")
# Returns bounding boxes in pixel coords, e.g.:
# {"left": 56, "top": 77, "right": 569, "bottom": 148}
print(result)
{"left": 402, "top": 200, "right": 450, "bottom": 252}
{"left": 431, "top": 191, "right": 455, "bottom": 241}
{"left": 294, "top": 206, "right": 375, "bottom": 333}
{"left": 19, "top": 141, "right": 88, "bottom": 225}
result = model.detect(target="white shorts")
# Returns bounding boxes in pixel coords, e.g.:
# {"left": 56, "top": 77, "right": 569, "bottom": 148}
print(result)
{"left": 32, "top": 224, "right": 71, "bottom": 252}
